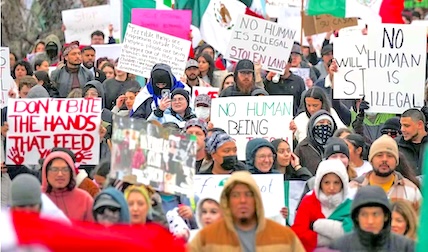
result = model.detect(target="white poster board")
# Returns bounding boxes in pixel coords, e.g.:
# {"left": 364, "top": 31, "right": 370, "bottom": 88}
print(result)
{"left": 225, "top": 15, "right": 297, "bottom": 74}
{"left": 62, "top": 5, "right": 121, "bottom": 45}
{"left": 117, "top": 23, "right": 190, "bottom": 79}
{"left": 210, "top": 96, "right": 293, "bottom": 160}
{"left": 290, "top": 67, "right": 310, "bottom": 81}
{"left": 333, "top": 35, "right": 367, "bottom": 99}
{"left": 365, "top": 24, "right": 426, "bottom": 114}
{"left": 92, "top": 44, "right": 122, "bottom": 65}
{"left": 192, "top": 86, "right": 219, "bottom": 99}
{"left": 194, "top": 174, "right": 285, "bottom": 224}
{"left": 6, "top": 98, "right": 102, "bottom": 165}
{"left": 1, "top": 47, "right": 14, "bottom": 108}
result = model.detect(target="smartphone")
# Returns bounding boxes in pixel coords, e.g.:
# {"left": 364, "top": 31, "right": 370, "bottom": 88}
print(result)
{"left": 161, "top": 89, "right": 170, "bottom": 99}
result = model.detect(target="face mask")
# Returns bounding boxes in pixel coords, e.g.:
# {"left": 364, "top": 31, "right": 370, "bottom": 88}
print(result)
{"left": 220, "top": 155, "right": 238, "bottom": 170}
{"left": 195, "top": 107, "right": 210, "bottom": 119}
{"left": 313, "top": 124, "right": 333, "bottom": 145}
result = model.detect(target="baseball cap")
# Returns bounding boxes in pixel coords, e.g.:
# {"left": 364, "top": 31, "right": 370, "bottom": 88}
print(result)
{"left": 235, "top": 59, "right": 254, "bottom": 72}
{"left": 93, "top": 193, "right": 121, "bottom": 210}
{"left": 186, "top": 59, "right": 199, "bottom": 69}
{"left": 291, "top": 44, "right": 302, "bottom": 54}
{"left": 321, "top": 44, "right": 333, "bottom": 56}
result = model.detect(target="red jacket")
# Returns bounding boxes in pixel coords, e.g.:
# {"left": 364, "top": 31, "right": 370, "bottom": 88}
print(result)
{"left": 291, "top": 192, "right": 325, "bottom": 252}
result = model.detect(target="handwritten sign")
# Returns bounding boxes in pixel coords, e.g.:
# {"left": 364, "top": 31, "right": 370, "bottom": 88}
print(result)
{"left": 131, "top": 9, "right": 191, "bottom": 40}
{"left": 117, "top": 23, "right": 190, "bottom": 79}
{"left": 192, "top": 86, "right": 219, "bottom": 99}
{"left": 62, "top": 5, "right": 121, "bottom": 45}
{"left": 290, "top": 67, "right": 310, "bottom": 81}
{"left": 365, "top": 24, "right": 426, "bottom": 114}
{"left": 1, "top": 47, "right": 14, "bottom": 108}
{"left": 225, "top": 15, "right": 297, "bottom": 74}
{"left": 6, "top": 98, "right": 102, "bottom": 165}
{"left": 333, "top": 35, "right": 367, "bottom": 99}
{"left": 92, "top": 44, "right": 122, "bottom": 65}
{"left": 194, "top": 174, "right": 285, "bottom": 224}
{"left": 111, "top": 115, "right": 196, "bottom": 197}
{"left": 303, "top": 14, "right": 358, "bottom": 36}
{"left": 210, "top": 96, "right": 293, "bottom": 160}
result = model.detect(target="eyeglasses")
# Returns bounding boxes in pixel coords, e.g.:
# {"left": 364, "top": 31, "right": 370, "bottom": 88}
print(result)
{"left": 172, "top": 97, "right": 186, "bottom": 102}
{"left": 255, "top": 154, "right": 276, "bottom": 160}
{"left": 48, "top": 167, "right": 70, "bottom": 173}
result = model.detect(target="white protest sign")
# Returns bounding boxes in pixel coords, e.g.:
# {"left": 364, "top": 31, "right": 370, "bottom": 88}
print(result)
{"left": 365, "top": 24, "right": 426, "bottom": 114}
{"left": 192, "top": 86, "right": 219, "bottom": 99}
{"left": 225, "top": 15, "right": 297, "bottom": 74}
{"left": 194, "top": 174, "right": 285, "bottom": 224}
{"left": 266, "top": 0, "right": 306, "bottom": 17}
{"left": 62, "top": 5, "right": 121, "bottom": 45}
{"left": 1, "top": 47, "right": 14, "bottom": 108}
{"left": 333, "top": 35, "right": 367, "bottom": 99}
{"left": 92, "top": 44, "right": 122, "bottom": 65}
{"left": 117, "top": 23, "right": 191, "bottom": 79}
{"left": 6, "top": 98, "right": 102, "bottom": 165}
{"left": 210, "top": 96, "right": 293, "bottom": 160}
{"left": 290, "top": 67, "right": 310, "bottom": 81}
{"left": 285, "top": 180, "right": 307, "bottom": 225}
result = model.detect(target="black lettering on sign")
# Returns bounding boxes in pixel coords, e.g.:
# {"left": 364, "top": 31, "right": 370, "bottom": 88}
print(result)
{"left": 382, "top": 27, "right": 404, "bottom": 49}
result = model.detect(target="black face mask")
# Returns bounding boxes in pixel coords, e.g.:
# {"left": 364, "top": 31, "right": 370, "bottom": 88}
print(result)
{"left": 220, "top": 155, "right": 238, "bottom": 170}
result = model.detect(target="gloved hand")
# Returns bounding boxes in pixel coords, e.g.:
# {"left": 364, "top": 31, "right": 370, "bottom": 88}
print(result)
{"left": 359, "top": 100, "right": 370, "bottom": 114}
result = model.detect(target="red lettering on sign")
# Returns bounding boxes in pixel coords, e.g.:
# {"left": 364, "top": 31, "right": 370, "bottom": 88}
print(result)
{"left": 44, "top": 115, "right": 97, "bottom": 131}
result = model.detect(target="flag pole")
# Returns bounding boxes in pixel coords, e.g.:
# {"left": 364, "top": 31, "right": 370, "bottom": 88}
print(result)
{"left": 300, "top": 0, "right": 304, "bottom": 45}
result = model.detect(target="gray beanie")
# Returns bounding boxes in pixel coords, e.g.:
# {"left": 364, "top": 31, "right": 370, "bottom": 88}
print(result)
{"left": 27, "top": 85, "right": 50, "bottom": 99}
{"left": 11, "top": 174, "right": 42, "bottom": 207}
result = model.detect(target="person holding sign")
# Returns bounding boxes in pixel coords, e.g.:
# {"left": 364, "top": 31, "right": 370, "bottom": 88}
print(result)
{"left": 246, "top": 138, "right": 279, "bottom": 174}
{"left": 189, "top": 171, "right": 305, "bottom": 252}
{"left": 292, "top": 159, "right": 353, "bottom": 252}
{"left": 219, "top": 59, "right": 263, "bottom": 97}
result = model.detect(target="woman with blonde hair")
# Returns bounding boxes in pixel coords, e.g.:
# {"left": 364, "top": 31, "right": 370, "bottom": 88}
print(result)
{"left": 124, "top": 185, "right": 152, "bottom": 225}
{"left": 391, "top": 200, "right": 418, "bottom": 240}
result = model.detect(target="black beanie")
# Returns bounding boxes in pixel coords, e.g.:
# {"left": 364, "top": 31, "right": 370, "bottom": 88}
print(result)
{"left": 171, "top": 89, "right": 190, "bottom": 105}
{"left": 323, "top": 137, "right": 350, "bottom": 159}
{"left": 151, "top": 69, "right": 172, "bottom": 88}
{"left": 380, "top": 117, "right": 401, "bottom": 132}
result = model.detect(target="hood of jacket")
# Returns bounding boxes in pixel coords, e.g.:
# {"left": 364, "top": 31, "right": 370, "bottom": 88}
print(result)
{"left": 83, "top": 80, "right": 106, "bottom": 107}
{"left": 44, "top": 34, "right": 61, "bottom": 57}
{"left": 307, "top": 109, "right": 337, "bottom": 146}
{"left": 220, "top": 171, "right": 265, "bottom": 233}
{"left": 132, "top": 64, "right": 185, "bottom": 112}
{"left": 93, "top": 187, "right": 130, "bottom": 224}
{"left": 41, "top": 152, "right": 77, "bottom": 192}
{"left": 245, "top": 138, "right": 276, "bottom": 173}
{"left": 314, "top": 159, "right": 349, "bottom": 199}
{"left": 195, "top": 197, "right": 220, "bottom": 229}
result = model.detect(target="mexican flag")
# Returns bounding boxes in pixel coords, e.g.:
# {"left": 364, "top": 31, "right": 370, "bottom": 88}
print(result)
{"left": 306, "top": 0, "right": 405, "bottom": 24}
{"left": 417, "top": 148, "right": 428, "bottom": 252}
{"left": 175, "top": 0, "right": 266, "bottom": 55}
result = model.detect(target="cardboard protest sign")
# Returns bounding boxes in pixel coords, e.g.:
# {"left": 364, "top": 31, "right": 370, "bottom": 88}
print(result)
{"left": 117, "top": 23, "right": 191, "bottom": 79}
{"left": 194, "top": 174, "right": 285, "bottom": 224}
{"left": 210, "top": 96, "right": 293, "bottom": 160}
{"left": 1, "top": 47, "right": 14, "bottom": 108}
{"left": 303, "top": 14, "right": 358, "bottom": 36}
{"left": 290, "top": 67, "right": 310, "bottom": 81}
{"left": 225, "top": 15, "right": 297, "bottom": 74}
{"left": 62, "top": 5, "right": 121, "bottom": 45}
{"left": 365, "top": 24, "right": 426, "bottom": 114}
{"left": 92, "top": 44, "right": 122, "bottom": 66}
{"left": 111, "top": 116, "right": 196, "bottom": 197}
{"left": 131, "top": 9, "right": 191, "bottom": 40}
{"left": 333, "top": 35, "right": 367, "bottom": 99}
{"left": 6, "top": 98, "right": 102, "bottom": 165}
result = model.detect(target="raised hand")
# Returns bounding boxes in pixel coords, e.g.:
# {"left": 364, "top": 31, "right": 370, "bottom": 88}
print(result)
{"left": 75, "top": 150, "right": 93, "bottom": 164}
{"left": 7, "top": 147, "right": 25, "bottom": 165}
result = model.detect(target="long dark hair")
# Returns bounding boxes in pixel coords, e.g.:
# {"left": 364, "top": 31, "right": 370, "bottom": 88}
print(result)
{"left": 303, "top": 86, "right": 331, "bottom": 118}
{"left": 12, "top": 60, "right": 33, "bottom": 79}
{"left": 197, "top": 53, "right": 215, "bottom": 84}
{"left": 34, "top": 71, "right": 51, "bottom": 86}
{"left": 396, "top": 152, "right": 421, "bottom": 189}
{"left": 45, "top": 158, "right": 76, "bottom": 193}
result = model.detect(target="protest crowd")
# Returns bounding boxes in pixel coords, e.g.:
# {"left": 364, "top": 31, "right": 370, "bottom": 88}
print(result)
{"left": 2, "top": 0, "right": 428, "bottom": 251}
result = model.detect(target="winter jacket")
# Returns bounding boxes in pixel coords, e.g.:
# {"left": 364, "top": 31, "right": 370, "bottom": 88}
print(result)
{"left": 396, "top": 135, "right": 427, "bottom": 176}
{"left": 350, "top": 111, "right": 396, "bottom": 145}
{"left": 330, "top": 186, "right": 415, "bottom": 252}
{"left": 219, "top": 83, "right": 261, "bottom": 97}
{"left": 349, "top": 171, "right": 422, "bottom": 211}
{"left": 41, "top": 155, "right": 94, "bottom": 222}
{"left": 93, "top": 187, "right": 130, "bottom": 224}
{"left": 189, "top": 171, "right": 305, "bottom": 252}
{"left": 40, "top": 193, "right": 71, "bottom": 224}
{"left": 51, "top": 66, "right": 94, "bottom": 97}
{"left": 83, "top": 80, "right": 106, "bottom": 107}
{"left": 292, "top": 160, "right": 353, "bottom": 252}
{"left": 147, "top": 107, "right": 196, "bottom": 129}
{"left": 103, "top": 78, "right": 140, "bottom": 110}
{"left": 131, "top": 64, "right": 190, "bottom": 120}
{"left": 245, "top": 138, "right": 279, "bottom": 174}
{"left": 75, "top": 169, "right": 100, "bottom": 198}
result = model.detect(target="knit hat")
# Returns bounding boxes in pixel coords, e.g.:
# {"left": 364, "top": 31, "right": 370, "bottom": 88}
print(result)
{"left": 11, "top": 174, "right": 42, "bottom": 207}
{"left": 185, "top": 118, "right": 208, "bottom": 135}
{"left": 194, "top": 94, "right": 211, "bottom": 107}
{"left": 323, "top": 137, "right": 350, "bottom": 159}
{"left": 251, "top": 89, "right": 269, "bottom": 96}
{"left": 171, "top": 89, "right": 190, "bottom": 105}
{"left": 151, "top": 69, "right": 172, "bottom": 88}
{"left": 368, "top": 135, "right": 399, "bottom": 164}
{"left": 380, "top": 117, "right": 401, "bottom": 133}
{"left": 314, "top": 114, "right": 334, "bottom": 126}
{"left": 205, "top": 131, "right": 234, "bottom": 154}
{"left": 124, "top": 185, "right": 152, "bottom": 211}
{"left": 63, "top": 43, "right": 79, "bottom": 57}
{"left": 235, "top": 59, "right": 254, "bottom": 72}
{"left": 27, "top": 85, "right": 49, "bottom": 99}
